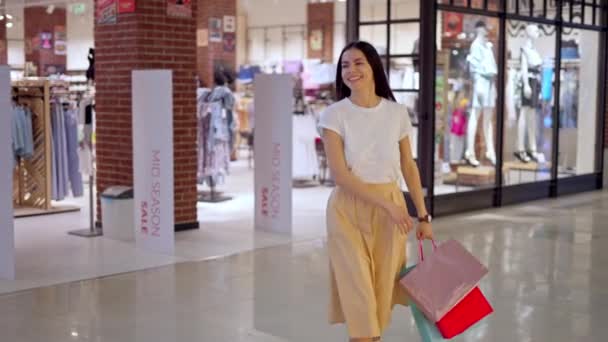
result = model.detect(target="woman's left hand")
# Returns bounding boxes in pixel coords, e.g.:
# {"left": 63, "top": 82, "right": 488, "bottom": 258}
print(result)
{"left": 416, "top": 222, "right": 434, "bottom": 240}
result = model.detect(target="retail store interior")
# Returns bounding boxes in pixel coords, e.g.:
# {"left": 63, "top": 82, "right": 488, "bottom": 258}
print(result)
{"left": 2, "top": 0, "right": 353, "bottom": 292}
{"left": 2, "top": 0, "right": 607, "bottom": 298}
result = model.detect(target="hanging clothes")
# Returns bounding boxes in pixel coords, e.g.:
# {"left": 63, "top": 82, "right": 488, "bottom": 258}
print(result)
{"left": 64, "top": 107, "right": 83, "bottom": 197}
{"left": 560, "top": 68, "right": 579, "bottom": 129}
{"left": 541, "top": 64, "right": 553, "bottom": 102}
{"left": 78, "top": 94, "right": 94, "bottom": 176}
{"left": 197, "top": 87, "right": 232, "bottom": 186}
{"left": 293, "top": 113, "right": 320, "bottom": 180}
{"left": 51, "top": 101, "right": 83, "bottom": 200}
{"left": 51, "top": 102, "right": 69, "bottom": 200}
{"left": 11, "top": 105, "right": 35, "bottom": 169}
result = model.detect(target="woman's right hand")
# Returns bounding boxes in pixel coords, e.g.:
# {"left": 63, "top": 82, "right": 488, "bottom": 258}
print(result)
{"left": 384, "top": 202, "right": 414, "bottom": 235}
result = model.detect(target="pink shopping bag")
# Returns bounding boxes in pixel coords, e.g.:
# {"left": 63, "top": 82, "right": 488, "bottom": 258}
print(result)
{"left": 399, "top": 239, "right": 488, "bottom": 323}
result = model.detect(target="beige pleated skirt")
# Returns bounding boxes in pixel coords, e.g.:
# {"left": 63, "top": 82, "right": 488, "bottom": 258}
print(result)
{"left": 327, "top": 182, "right": 409, "bottom": 338}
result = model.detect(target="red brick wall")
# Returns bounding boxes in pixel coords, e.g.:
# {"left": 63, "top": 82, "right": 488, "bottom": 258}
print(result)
{"left": 197, "top": 0, "right": 237, "bottom": 87}
{"left": 0, "top": 19, "right": 6, "bottom": 65}
{"left": 95, "top": 0, "right": 198, "bottom": 227}
{"left": 24, "top": 7, "right": 67, "bottom": 76}
{"left": 307, "top": 3, "right": 334, "bottom": 62}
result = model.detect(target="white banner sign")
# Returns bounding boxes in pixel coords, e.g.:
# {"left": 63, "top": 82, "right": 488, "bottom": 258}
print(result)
{"left": 132, "top": 70, "right": 175, "bottom": 255}
{"left": 254, "top": 74, "right": 293, "bottom": 234}
{"left": 0, "top": 66, "right": 15, "bottom": 279}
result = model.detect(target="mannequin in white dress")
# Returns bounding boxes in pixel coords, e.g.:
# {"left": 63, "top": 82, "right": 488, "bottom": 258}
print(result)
{"left": 464, "top": 21, "right": 498, "bottom": 167}
{"left": 515, "top": 24, "right": 543, "bottom": 163}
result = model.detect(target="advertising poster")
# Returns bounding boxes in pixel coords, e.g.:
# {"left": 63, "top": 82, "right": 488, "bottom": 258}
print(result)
{"left": 223, "top": 16, "right": 236, "bottom": 33}
{"left": 40, "top": 32, "right": 53, "bottom": 50}
{"left": 197, "top": 29, "right": 208, "bottom": 47}
{"left": 97, "top": 0, "right": 117, "bottom": 25}
{"left": 54, "top": 26, "right": 67, "bottom": 55}
{"left": 310, "top": 29, "right": 323, "bottom": 51}
{"left": 118, "top": 0, "right": 136, "bottom": 13}
{"left": 209, "top": 18, "right": 222, "bottom": 42}
{"left": 223, "top": 32, "right": 235, "bottom": 52}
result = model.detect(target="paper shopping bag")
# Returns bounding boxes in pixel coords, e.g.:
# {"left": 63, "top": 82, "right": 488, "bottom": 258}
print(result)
{"left": 400, "top": 239, "right": 489, "bottom": 322}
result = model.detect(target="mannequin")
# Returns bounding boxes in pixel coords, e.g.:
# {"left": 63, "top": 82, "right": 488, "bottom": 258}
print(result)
{"left": 515, "top": 24, "right": 543, "bottom": 163}
{"left": 465, "top": 21, "right": 497, "bottom": 167}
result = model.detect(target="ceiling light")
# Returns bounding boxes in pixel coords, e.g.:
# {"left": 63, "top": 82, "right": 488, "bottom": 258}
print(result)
{"left": 6, "top": 22, "right": 13, "bottom": 28}
{"left": 6, "top": 14, "right": 13, "bottom": 20}
{"left": 0, "top": 16, "right": 4, "bottom": 21}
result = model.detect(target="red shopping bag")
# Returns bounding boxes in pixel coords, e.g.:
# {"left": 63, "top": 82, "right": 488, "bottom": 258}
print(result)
{"left": 436, "top": 286, "right": 493, "bottom": 338}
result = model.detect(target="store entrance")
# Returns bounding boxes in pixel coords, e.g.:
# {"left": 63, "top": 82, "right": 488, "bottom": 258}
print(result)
{"left": 193, "top": 67, "right": 337, "bottom": 251}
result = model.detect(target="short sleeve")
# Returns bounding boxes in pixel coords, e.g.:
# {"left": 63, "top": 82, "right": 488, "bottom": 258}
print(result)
{"left": 399, "top": 106, "right": 414, "bottom": 140}
{"left": 318, "top": 107, "right": 344, "bottom": 137}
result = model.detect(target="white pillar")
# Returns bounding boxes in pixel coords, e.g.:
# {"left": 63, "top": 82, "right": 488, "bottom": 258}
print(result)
{"left": 132, "top": 70, "right": 175, "bottom": 254}
{"left": 0, "top": 66, "right": 15, "bottom": 280}
{"left": 575, "top": 30, "right": 599, "bottom": 175}
{"left": 254, "top": 74, "right": 293, "bottom": 234}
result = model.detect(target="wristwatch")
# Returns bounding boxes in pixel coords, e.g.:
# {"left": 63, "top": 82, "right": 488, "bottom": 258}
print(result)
{"left": 418, "top": 214, "right": 432, "bottom": 223}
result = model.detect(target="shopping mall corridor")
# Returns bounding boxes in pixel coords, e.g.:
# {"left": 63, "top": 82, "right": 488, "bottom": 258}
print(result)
{"left": 1, "top": 190, "right": 607, "bottom": 342}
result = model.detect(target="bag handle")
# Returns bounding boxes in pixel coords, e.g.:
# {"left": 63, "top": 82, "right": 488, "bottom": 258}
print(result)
{"left": 418, "top": 239, "right": 438, "bottom": 262}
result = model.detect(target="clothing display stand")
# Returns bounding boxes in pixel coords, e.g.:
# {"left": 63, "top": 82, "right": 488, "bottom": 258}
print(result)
{"left": 196, "top": 86, "right": 235, "bottom": 203}
{"left": 68, "top": 157, "right": 101, "bottom": 238}
{"left": 454, "top": 166, "right": 495, "bottom": 191}
{"left": 12, "top": 79, "right": 82, "bottom": 218}
{"left": 12, "top": 80, "right": 53, "bottom": 211}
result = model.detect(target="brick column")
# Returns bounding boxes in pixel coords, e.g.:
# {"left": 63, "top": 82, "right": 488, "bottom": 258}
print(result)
{"left": 197, "top": 0, "right": 237, "bottom": 87}
{"left": 0, "top": 18, "right": 6, "bottom": 65}
{"left": 95, "top": 0, "right": 199, "bottom": 230}
{"left": 24, "top": 7, "right": 67, "bottom": 75}
{"left": 307, "top": 2, "right": 334, "bottom": 62}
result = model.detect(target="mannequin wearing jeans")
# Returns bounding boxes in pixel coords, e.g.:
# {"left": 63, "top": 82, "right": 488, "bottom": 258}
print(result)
{"left": 515, "top": 24, "right": 543, "bottom": 163}
{"left": 465, "top": 21, "right": 497, "bottom": 167}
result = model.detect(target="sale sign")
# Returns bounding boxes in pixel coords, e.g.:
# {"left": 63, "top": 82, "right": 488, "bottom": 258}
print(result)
{"left": 132, "top": 70, "right": 175, "bottom": 254}
{"left": 254, "top": 74, "right": 293, "bottom": 234}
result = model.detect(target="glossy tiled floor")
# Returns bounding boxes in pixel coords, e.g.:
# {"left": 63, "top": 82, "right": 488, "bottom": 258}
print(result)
{"left": 2, "top": 189, "right": 607, "bottom": 341}
{"left": 1, "top": 159, "right": 331, "bottom": 294}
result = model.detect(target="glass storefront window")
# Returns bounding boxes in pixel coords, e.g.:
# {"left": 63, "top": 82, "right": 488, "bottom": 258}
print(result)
{"left": 359, "top": 24, "right": 388, "bottom": 54}
{"left": 558, "top": 28, "right": 600, "bottom": 177}
{"left": 394, "top": 92, "right": 419, "bottom": 158}
{"left": 390, "top": 23, "right": 420, "bottom": 55}
{"left": 503, "top": 22, "right": 555, "bottom": 186}
{"left": 360, "top": 0, "right": 387, "bottom": 22}
{"left": 388, "top": 57, "right": 418, "bottom": 90}
{"left": 391, "top": 0, "right": 420, "bottom": 20}
{"left": 434, "top": 12, "right": 500, "bottom": 195}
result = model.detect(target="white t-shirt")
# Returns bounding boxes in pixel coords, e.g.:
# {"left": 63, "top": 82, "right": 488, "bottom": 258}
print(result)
{"left": 318, "top": 97, "right": 413, "bottom": 184}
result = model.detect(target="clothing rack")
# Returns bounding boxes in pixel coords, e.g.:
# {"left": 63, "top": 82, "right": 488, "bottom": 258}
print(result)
{"left": 12, "top": 79, "right": 79, "bottom": 216}
{"left": 12, "top": 80, "right": 53, "bottom": 210}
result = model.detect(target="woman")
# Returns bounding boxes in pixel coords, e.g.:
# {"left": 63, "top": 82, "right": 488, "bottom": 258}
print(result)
{"left": 319, "top": 41, "right": 434, "bottom": 342}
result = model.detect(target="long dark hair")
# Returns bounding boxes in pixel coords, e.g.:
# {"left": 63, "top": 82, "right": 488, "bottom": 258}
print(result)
{"left": 335, "top": 41, "right": 395, "bottom": 101}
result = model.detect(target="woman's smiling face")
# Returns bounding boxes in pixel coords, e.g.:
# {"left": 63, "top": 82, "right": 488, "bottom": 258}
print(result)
{"left": 340, "top": 48, "right": 375, "bottom": 93}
